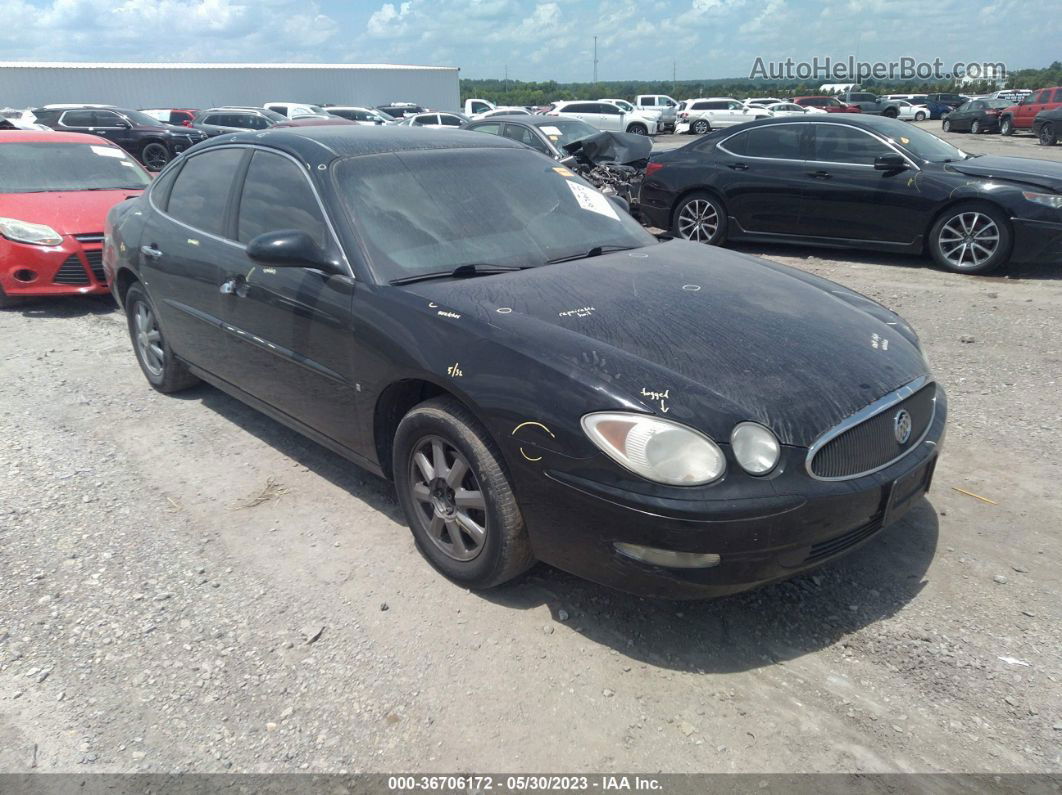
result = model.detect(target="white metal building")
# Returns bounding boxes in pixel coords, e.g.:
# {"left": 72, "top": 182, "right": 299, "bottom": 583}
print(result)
{"left": 0, "top": 62, "right": 460, "bottom": 111}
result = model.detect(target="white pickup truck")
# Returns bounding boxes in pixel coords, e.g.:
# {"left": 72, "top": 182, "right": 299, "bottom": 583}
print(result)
{"left": 633, "top": 95, "right": 679, "bottom": 133}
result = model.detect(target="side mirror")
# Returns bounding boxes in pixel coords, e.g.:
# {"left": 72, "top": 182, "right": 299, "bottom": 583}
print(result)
{"left": 874, "top": 153, "right": 908, "bottom": 171}
{"left": 245, "top": 230, "right": 339, "bottom": 272}
{"left": 558, "top": 154, "right": 578, "bottom": 167}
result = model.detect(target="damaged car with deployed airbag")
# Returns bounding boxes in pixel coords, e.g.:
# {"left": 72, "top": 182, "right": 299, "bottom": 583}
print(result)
{"left": 105, "top": 125, "right": 946, "bottom": 599}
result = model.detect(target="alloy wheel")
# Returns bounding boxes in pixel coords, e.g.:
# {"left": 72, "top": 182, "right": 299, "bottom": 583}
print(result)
{"left": 142, "top": 143, "right": 170, "bottom": 171}
{"left": 676, "top": 199, "right": 719, "bottom": 243}
{"left": 971, "top": 120, "right": 981, "bottom": 134}
{"left": 942, "top": 119, "right": 951, "bottom": 132}
{"left": 1040, "top": 123, "right": 1056, "bottom": 146}
{"left": 134, "top": 300, "right": 164, "bottom": 376}
{"left": 938, "top": 211, "right": 1000, "bottom": 270}
{"left": 692, "top": 120, "right": 709, "bottom": 134}
{"left": 408, "top": 435, "right": 487, "bottom": 562}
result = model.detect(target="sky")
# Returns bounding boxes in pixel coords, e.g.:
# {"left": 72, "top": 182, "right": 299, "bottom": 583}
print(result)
{"left": 0, "top": 0, "right": 1057, "bottom": 83}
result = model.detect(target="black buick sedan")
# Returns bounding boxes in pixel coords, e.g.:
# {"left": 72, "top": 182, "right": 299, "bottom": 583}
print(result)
{"left": 105, "top": 126, "right": 946, "bottom": 599}
{"left": 639, "top": 115, "right": 1062, "bottom": 274}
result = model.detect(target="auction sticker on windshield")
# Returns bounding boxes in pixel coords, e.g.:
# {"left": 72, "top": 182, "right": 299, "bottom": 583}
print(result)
{"left": 566, "top": 180, "right": 619, "bottom": 220}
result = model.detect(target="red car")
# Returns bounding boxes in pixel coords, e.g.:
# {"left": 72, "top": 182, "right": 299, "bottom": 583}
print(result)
{"left": 1000, "top": 86, "right": 1062, "bottom": 135}
{"left": 0, "top": 131, "right": 151, "bottom": 307}
{"left": 793, "top": 96, "right": 862, "bottom": 113}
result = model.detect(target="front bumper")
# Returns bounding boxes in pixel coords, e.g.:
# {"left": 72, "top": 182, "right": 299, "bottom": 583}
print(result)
{"left": 516, "top": 391, "right": 947, "bottom": 599}
{"left": 0, "top": 235, "right": 109, "bottom": 298}
{"left": 1010, "top": 216, "right": 1062, "bottom": 263}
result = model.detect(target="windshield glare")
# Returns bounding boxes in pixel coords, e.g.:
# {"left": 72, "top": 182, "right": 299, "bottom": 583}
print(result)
{"left": 538, "top": 119, "right": 598, "bottom": 148}
{"left": 122, "top": 109, "right": 172, "bottom": 127}
{"left": 335, "top": 149, "right": 655, "bottom": 281}
{"left": 0, "top": 143, "right": 152, "bottom": 192}
{"left": 880, "top": 123, "right": 966, "bottom": 162}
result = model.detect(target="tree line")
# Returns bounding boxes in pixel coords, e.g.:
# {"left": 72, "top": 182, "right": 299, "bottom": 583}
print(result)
{"left": 461, "top": 61, "right": 1062, "bottom": 104}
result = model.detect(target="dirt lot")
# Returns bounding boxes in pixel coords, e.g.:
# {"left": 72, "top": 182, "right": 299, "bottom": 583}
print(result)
{"left": 1, "top": 122, "right": 1061, "bottom": 775}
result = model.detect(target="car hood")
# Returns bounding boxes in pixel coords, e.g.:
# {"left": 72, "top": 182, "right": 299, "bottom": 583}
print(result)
{"left": 404, "top": 241, "right": 928, "bottom": 446}
{"left": 0, "top": 190, "right": 143, "bottom": 235}
{"left": 947, "top": 155, "right": 1062, "bottom": 192}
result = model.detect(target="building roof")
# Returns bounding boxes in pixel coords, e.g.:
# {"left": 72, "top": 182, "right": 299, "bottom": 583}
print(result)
{"left": 0, "top": 61, "right": 458, "bottom": 72}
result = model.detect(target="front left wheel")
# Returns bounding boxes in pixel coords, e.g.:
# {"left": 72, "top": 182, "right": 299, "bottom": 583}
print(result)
{"left": 1040, "top": 122, "right": 1057, "bottom": 146}
{"left": 141, "top": 142, "right": 171, "bottom": 171}
{"left": 928, "top": 203, "right": 1012, "bottom": 275}
{"left": 393, "top": 397, "right": 534, "bottom": 589}
{"left": 626, "top": 123, "right": 649, "bottom": 136}
{"left": 125, "top": 283, "right": 200, "bottom": 392}
{"left": 915, "top": 111, "right": 926, "bottom": 121}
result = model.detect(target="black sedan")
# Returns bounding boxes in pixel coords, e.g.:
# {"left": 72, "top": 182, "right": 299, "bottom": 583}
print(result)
{"left": 941, "top": 99, "right": 1011, "bottom": 134}
{"left": 463, "top": 115, "right": 602, "bottom": 159}
{"left": 1033, "top": 107, "right": 1062, "bottom": 146}
{"left": 105, "top": 126, "right": 945, "bottom": 599}
{"left": 639, "top": 115, "right": 1062, "bottom": 275}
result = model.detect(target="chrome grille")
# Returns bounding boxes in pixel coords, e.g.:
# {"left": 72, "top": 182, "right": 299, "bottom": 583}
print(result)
{"left": 808, "top": 379, "right": 936, "bottom": 480}
{"left": 53, "top": 255, "right": 90, "bottom": 285}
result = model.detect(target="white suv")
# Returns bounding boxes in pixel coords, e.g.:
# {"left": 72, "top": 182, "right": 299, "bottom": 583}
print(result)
{"left": 677, "top": 97, "right": 771, "bottom": 134}
{"left": 263, "top": 102, "right": 331, "bottom": 119}
{"left": 546, "top": 101, "right": 659, "bottom": 135}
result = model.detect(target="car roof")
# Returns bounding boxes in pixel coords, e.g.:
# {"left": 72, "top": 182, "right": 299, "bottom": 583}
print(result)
{"left": 0, "top": 130, "right": 115, "bottom": 145}
{"left": 199, "top": 125, "right": 526, "bottom": 162}
{"left": 736, "top": 115, "right": 909, "bottom": 134}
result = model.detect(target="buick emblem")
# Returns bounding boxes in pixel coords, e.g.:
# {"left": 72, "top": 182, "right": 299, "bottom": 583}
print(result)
{"left": 894, "top": 409, "right": 913, "bottom": 444}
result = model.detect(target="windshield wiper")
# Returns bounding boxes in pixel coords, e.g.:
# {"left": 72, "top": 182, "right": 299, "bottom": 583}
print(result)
{"left": 546, "top": 244, "right": 642, "bottom": 264}
{"left": 390, "top": 263, "right": 528, "bottom": 285}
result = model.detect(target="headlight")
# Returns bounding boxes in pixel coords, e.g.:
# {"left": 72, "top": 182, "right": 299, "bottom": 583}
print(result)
{"left": 1023, "top": 191, "right": 1062, "bottom": 210}
{"left": 581, "top": 412, "right": 725, "bottom": 485}
{"left": 0, "top": 217, "right": 63, "bottom": 246}
{"left": 730, "top": 422, "right": 780, "bottom": 475}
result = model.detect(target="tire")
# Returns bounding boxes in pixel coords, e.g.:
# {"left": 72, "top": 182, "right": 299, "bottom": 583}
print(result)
{"left": 672, "top": 192, "right": 727, "bottom": 245}
{"left": 393, "top": 396, "right": 534, "bottom": 589}
{"left": 942, "top": 119, "right": 951, "bottom": 132}
{"left": 883, "top": 107, "right": 898, "bottom": 118}
{"left": 140, "top": 142, "right": 170, "bottom": 171}
{"left": 1039, "top": 122, "right": 1057, "bottom": 146}
{"left": 626, "top": 122, "right": 649, "bottom": 136}
{"left": 691, "top": 118, "right": 710, "bottom": 135}
{"left": 125, "top": 283, "right": 200, "bottom": 393}
{"left": 971, "top": 120, "right": 981, "bottom": 134}
{"left": 915, "top": 111, "right": 926, "bottom": 122}
{"left": 1000, "top": 117, "right": 1013, "bottom": 136}
{"left": 928, "top": 202, "right": 1012, "bottom": 275}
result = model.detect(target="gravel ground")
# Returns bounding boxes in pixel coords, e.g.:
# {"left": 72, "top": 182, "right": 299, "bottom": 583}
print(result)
{"left": 1, "top": 124, "right": 1061, "bottom": 774}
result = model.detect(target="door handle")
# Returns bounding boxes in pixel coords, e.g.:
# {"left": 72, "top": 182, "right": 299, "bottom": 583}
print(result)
{"left": 728, "top": 163, "right": 749, "bottom": 171}
{"left": 140, "top": 245, "right": 163, "bottom": 259}
{"left": 807, "top": 170, "right": 832, "bottom": 179}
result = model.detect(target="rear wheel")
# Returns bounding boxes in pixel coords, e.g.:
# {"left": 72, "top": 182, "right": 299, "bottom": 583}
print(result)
{"left": 1039, "top": 122, "right": 1057, "bottom": 146}
{"left": 929, "top": 203, "right": 1012, "bottom": 275}
{"left": 141, "top": 142, "right": 170, "bottom": 171}
{"left": 882, "top": 107, "right": 898, "bottom": 118}
{"left": 393, "top": 397, "right": 534, "bottom": 589}
{"left": 1000, "top": 117, "right": 1014, "bottom": 136}
{"left": 942, "top": 119, "right": 952, "bottom": 132}
{"left": 125, "top": 283, "right": 199, "bottom": 392}
{"left": 971, "top": 119, "right": 982, "bottom": 134}
{"left": 626, "top": 122, "right": 649, "bottom": 136}
{"left": 672, "top": 192, "right": 727, "bottom": 245}
{"left": 691, "top": 118, "right": 710, "bottom": 135}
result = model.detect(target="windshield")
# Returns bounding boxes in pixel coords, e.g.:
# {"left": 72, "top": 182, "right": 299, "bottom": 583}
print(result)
{"left": 536, "top": 119, "right": 598, "bottom": 148}
{"left": 335, "top": 148, "right": 655, "bottom": 281}
{"left": 0, "top": 142, "right": 152, "bottom": 193}
{"left": 877, "top": 122, "right": 967, "bottom": 162}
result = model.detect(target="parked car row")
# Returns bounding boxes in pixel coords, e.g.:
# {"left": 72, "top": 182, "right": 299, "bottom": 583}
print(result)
{"left": 941, "top": 87, "right": 1062, "bottom": 145}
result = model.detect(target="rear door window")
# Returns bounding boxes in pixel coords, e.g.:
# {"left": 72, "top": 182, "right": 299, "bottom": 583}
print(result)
{"left": 165, "top": 148, "right": 245, "bottom": 236}
{"left": 61, "top": 110, "right": 95, "bottom": 127}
